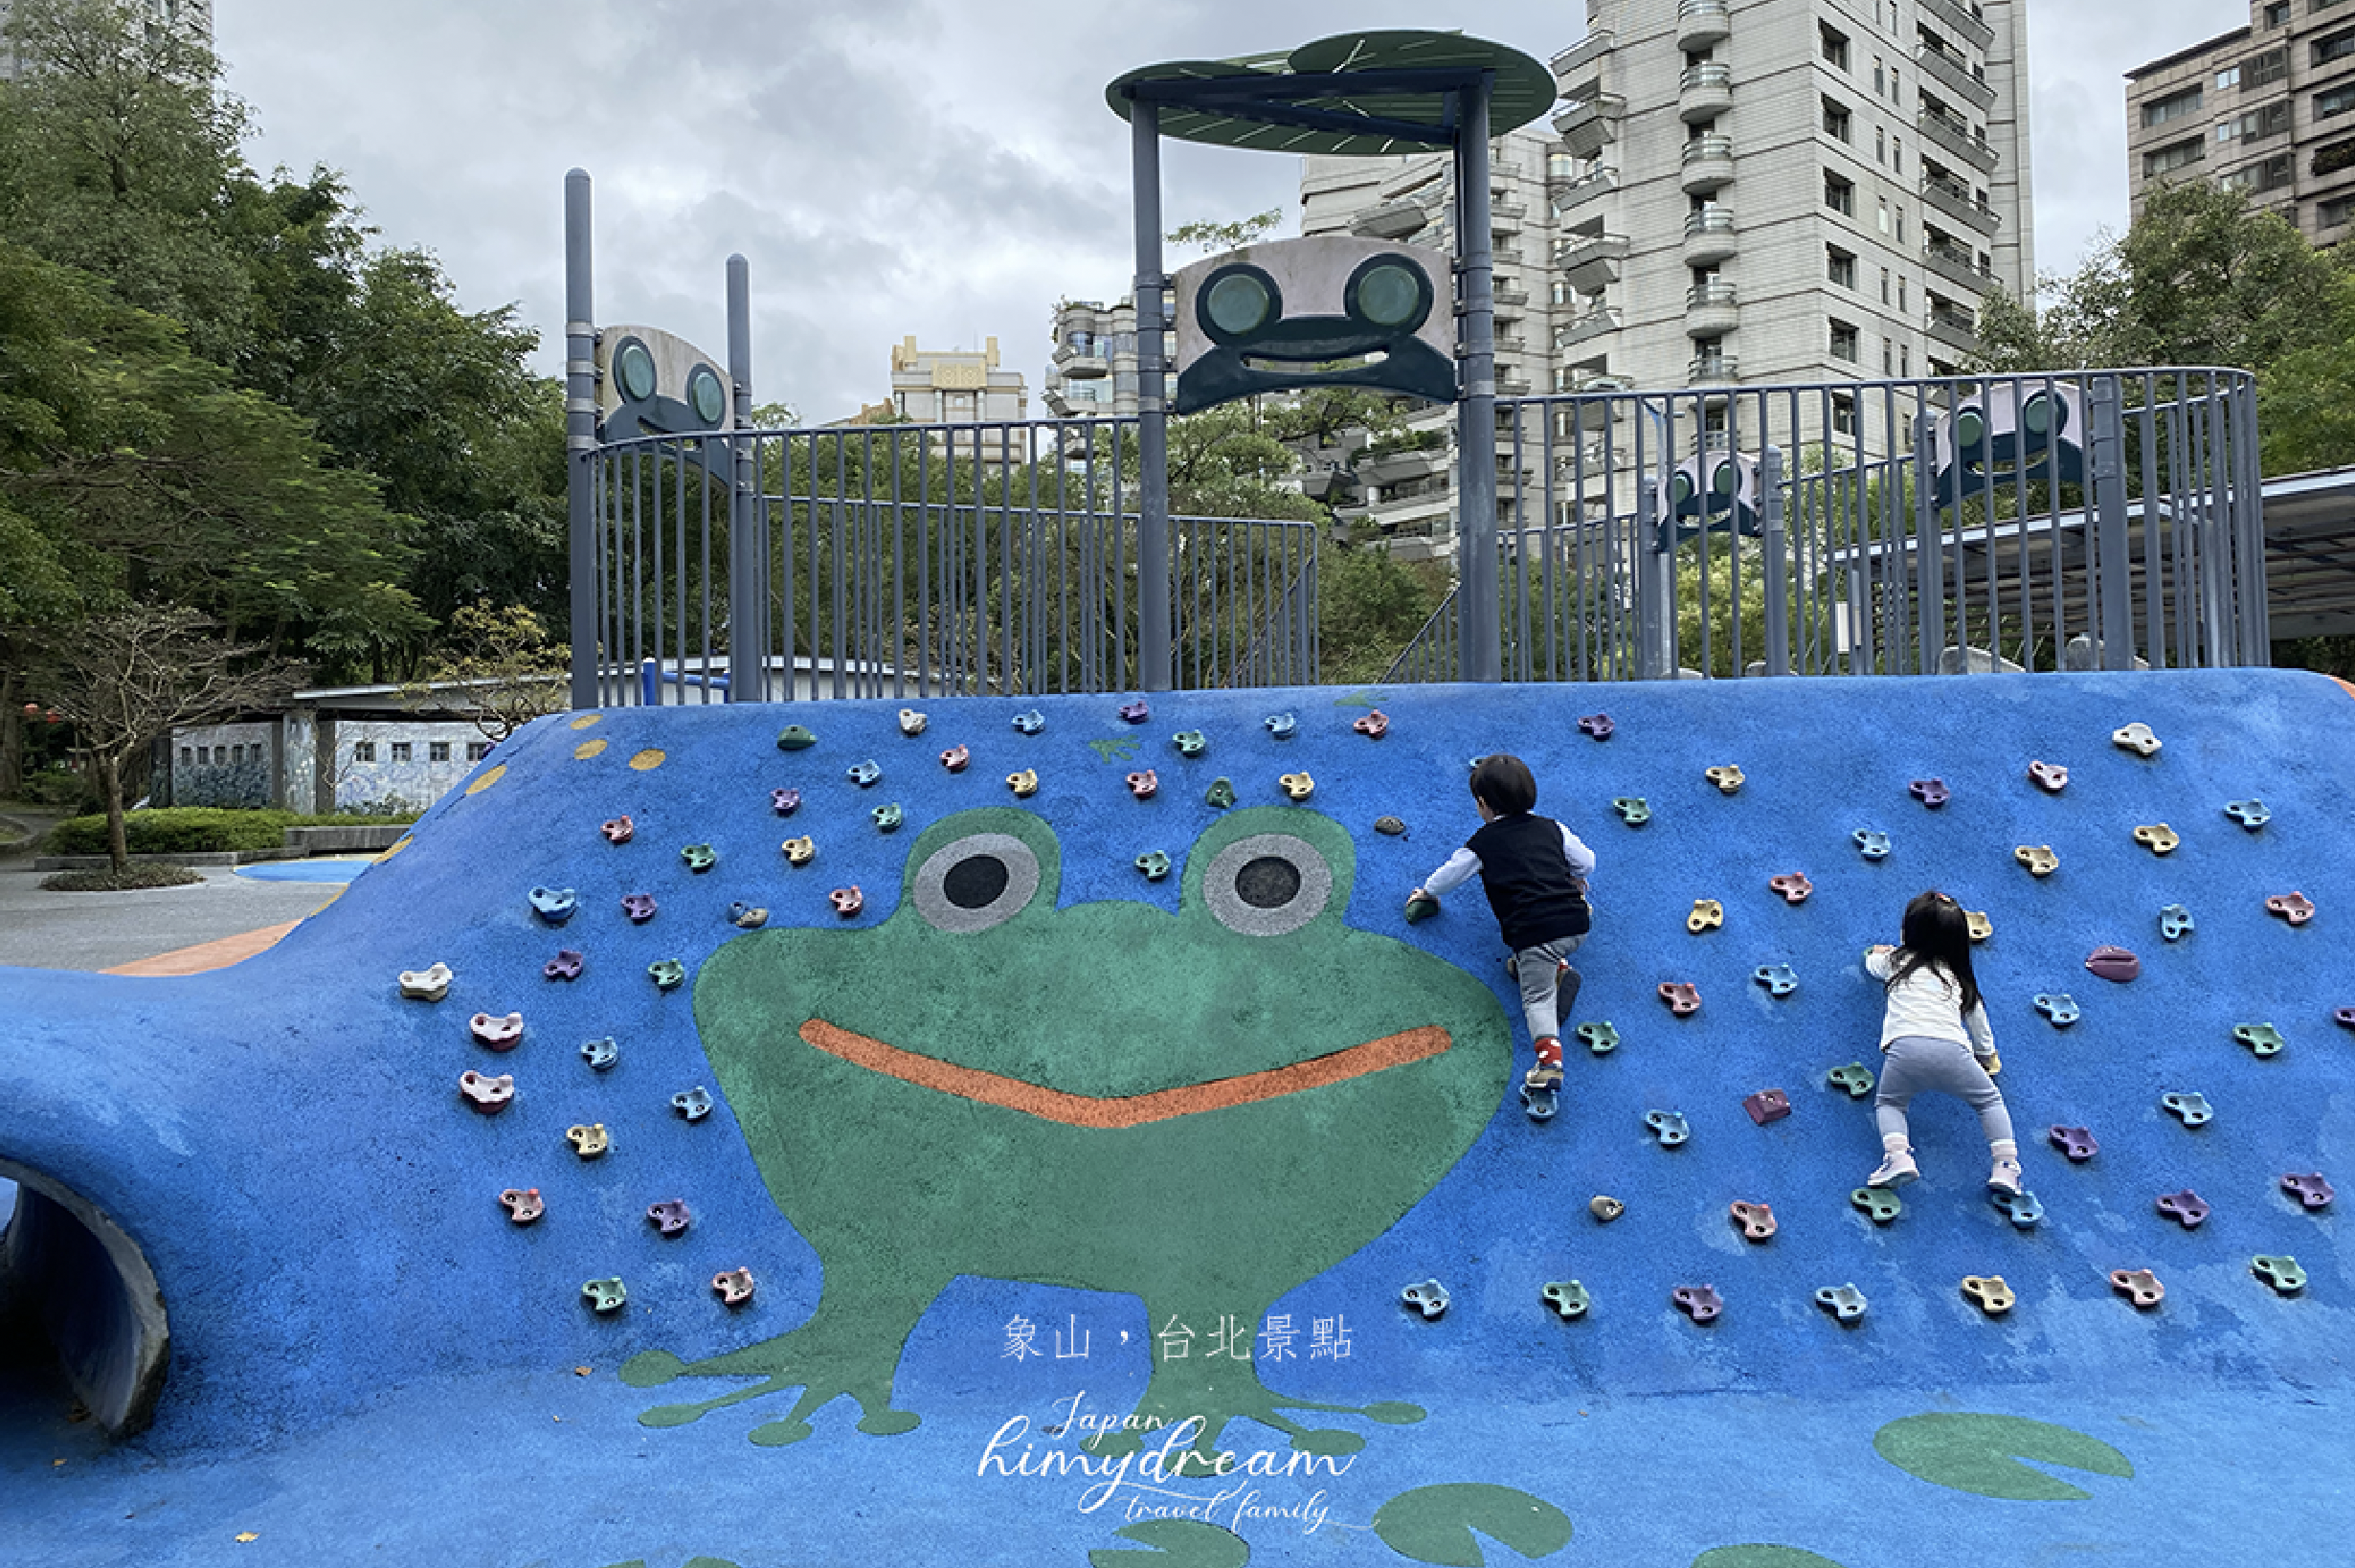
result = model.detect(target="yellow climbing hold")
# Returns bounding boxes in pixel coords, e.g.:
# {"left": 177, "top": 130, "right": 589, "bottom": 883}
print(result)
{"left": 574, "top": 739, "right": 607, "bottom": 760}
{"left": 463, "top": 765, "right": 506, "bottom": 796}
{"left": 628, "top": 749, "right": 665, "bottom": 772}
{"left": 570, "top": 714, "right": 602, "bottom": 730}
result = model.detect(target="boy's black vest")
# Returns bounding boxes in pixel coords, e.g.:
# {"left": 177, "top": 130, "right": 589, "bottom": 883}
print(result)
{"left": 1467, "top": 813, "right": 1590, "bottom": 952}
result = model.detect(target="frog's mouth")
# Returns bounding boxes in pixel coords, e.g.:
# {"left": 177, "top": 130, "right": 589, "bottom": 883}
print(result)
{"left": 798, "top": 1019, "right": 1450, "bottom": 1131}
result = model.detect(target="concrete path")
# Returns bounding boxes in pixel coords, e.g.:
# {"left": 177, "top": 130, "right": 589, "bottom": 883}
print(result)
{"left": 0, "top": 864, "right": 336, "bottom": 974}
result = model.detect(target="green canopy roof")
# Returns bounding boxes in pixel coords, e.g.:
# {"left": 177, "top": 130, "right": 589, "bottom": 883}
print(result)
{"left": 1107, "top": 31, "right": 1557, "bottom": 157}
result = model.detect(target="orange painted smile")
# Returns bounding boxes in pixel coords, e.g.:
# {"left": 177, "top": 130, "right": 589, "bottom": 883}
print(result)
{"left": 798, "top": 1019, "right": 1452, "bottom": 1131}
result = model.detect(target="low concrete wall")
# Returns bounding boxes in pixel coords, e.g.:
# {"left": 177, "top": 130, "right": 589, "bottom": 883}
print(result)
{"left": 283, "top": 825, "right": 407, "bottom": 853}
{"left": 32, "top": 849, "right": 307, "bottom": 871}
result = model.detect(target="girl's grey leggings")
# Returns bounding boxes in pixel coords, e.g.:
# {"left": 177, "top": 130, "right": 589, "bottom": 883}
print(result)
{"left": 1873, "top": 1033, "right": 2014, "bottom": 1146}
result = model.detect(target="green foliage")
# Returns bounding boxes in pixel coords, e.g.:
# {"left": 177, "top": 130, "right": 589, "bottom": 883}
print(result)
{"left": 1319, "top": 542, "right": 1447, "bottom": 683}
{"left": 41, "top": 862, "right": 204, "bottom": 889}
{"left": 1166, "top": 209, "right": 1281, "bottom": 258}
{"left": 413, "top": 601, "right": 568, "bottom": 741}
{"left": 45, "top": 805, "right": 415, "bottom": 855}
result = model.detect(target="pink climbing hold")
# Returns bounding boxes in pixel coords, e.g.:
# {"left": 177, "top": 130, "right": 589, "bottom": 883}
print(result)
{"left": 1127, "top": 769, "right": 1159, "bottom": 800}
{"left": 2027, "top": 759, "right": 2068, "bottom": 794}
{"left": 830, "top": 885, "right": 864, "bottom": 918}
{"left": 1353, "top": 710, "right": 1390, "bottom": 740}
{"left": 469, "top": 1011, "right": 525, "bottom": 1051}
{"left": 458, "top": 1071, "right": 514, "bottom": 1114}
{"left": 1658, "top": 981, "right": 1702, "bottom": 1017}
{"left": 1768, "top": 872, "right": 1813, "bottom": 905}
{"left": 939, "top": 744, "right": 971, "bottom": 773}
{"left": 2267, "top": 891, "right": 2317, "bottom": 926}
{"left": 2084, "top": 946, "right": 2141, "bottom": 983}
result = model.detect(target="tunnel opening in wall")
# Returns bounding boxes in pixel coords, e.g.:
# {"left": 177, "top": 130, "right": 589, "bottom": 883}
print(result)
{"left": 0, "top": 1160, "right": 169, "bottom": 1439}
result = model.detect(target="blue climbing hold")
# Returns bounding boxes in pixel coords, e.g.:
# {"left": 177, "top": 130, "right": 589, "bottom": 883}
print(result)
{"left": 1852, "top": 829, "right": 1892, "bottom": 861}
{"left": 1645, "top": 1109, "right": 1691, "bottom": 1148}
{"left": 1753, "top": 963, "right": 1800, "bottom": 997}
{"left": 1011, "top": 710, "right": 1045, "bottom": 735}
{"left": 2160, "top": 903, "right": 2195, "bottom": 942}
{"left": 2223, "top": 798, "right": 2271, "bottom": 830}
{"left": 2034, "top": 993, "right": 2080, "bottom": 1027}
{"left": 1989, "top": 1188, "right": 2044, "bottom": 1229}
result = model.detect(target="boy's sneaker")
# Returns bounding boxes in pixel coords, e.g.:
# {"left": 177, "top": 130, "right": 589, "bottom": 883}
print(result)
{"left": 1868, "top": 1148, "right": 1920, "bottom": 1187}
{"left": 1524, "top": 1037, "right": 1564, "bottom": 1088}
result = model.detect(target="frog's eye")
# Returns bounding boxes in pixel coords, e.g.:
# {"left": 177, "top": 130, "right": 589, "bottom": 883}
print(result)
{"left": 1200, "top": 832, "right": 1333, "bottom": 938}
{"left": 911, "top": 832, "right": 1042, "bottom": 933}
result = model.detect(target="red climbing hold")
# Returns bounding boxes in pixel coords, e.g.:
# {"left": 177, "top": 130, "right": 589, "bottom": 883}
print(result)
{"left": 2084, "top": 946, "right": 2141, "bottom": 982}
{"left": 1742, "top": 1088, "right": 1792, "bottom": 1126}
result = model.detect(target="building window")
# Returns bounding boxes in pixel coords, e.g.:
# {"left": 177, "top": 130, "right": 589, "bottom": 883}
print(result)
{"left": 2315, "top": 27, "right": 2355, "bottom": 66}
{"left": 2320, "top": 84, "right": 2355, "bottom": 119}
{"left": 1875, "top": 125, "right": 1887, "bottom": 163}
{"left": 353, "top": 742, "right": 376, "bottom": 763}
{"left": 1898, "top": 277, "right": 1909, "bottom": 312}
{"left": 1883, "top": 340, "right": 1895, "bottom": 374}
{"left": 391, "top": 742, "right": 413, "bottom": 763}
{"left": 1823, "top": 96, "right": 1852, "bottom": 142}
{"left": 429, "top": 741, "right": 451, "bottom": 762}
{"left": 179, "top": 747, "right": 191, "bottom": 765}
{"left": 1873, "top": 56, "right": 1885, "bottom": 93}
{"left": 195, "top": 747, "right": 210, "bottom": 765}
{"left": 1892, "top": 137, "right": 1902, "bottom": 174}
{"left": 1831, "top": 394, "right": 1856, "bottom": 436}
{"left": 2321, "top": 195, "right": 2355, "bottom": 227}
{"left": 2218, "top": 65, "right": 2241, "bottom": 90}
{"left": 1821, "top": 22, "right": 1850, "bottom": 70}
{"left": 231, "top": 745, "right": 244, "bottom": 764}
{"left": 1825, "top": 171, "right": 1856, "bottom": 215}
{"left": 1831, "top": 320, "right": 1861, "bottom": 362}
{"left": 2141, "top": 86, "right": 2203, "bottom": 128}
{"left": 1901, "top": 344, "right": 1911, "bottom": 377}
{"left": 467, "top": 742, "right": 491, "bottom": 762}
{"left": 1828, "top": 246, "right": 1857, "bottom": 288}
{"left": 2143, "top": 138, "right": 2205, "bottom": 178}
{"left": 2265, "top": 0, "right": 2291, "bottom": 24}
{"left": 2319, "top": 137, "right": 2355, "bottom": 176}
{"left": 2246, "top": 47, "right": 2288, "bottom": 85}
{"left": 1890, "top": 68, "right": 1900, "bottom": 105}
{"left": 1896, "top": 206, "right": 1907, "bottom": 241}
{"left": 2254, "top": 151, "right": 2296, "bottom": 190}
{"left": 1878, "top": 196, "right": 1892, "bottom": 234}
{"left": 1881, "top": 266, "right": 1893, "bottom": 303}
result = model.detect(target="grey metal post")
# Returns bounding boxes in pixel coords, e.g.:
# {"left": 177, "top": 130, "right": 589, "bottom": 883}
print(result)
{"left": 1453, "top": 77, "right": 1501, "bottom": 682}
{"left": 564, "top": 169, "right": 599, "bottom": 708}
{"left": 1636, "top": 474, "right": 1674, "bottom": 679}
{"left": 1760, "top": 444, "right": 1788, "bottom": 677}
{"left": 2234, "top": 374, "right": 2270, "bottom": 662}
{"left": 1914, "top": 416, "right": 1940, "bottom": 678}
{"left": 2088, "top": 375, "right": 2135, "bottom": 670}
{"left": 725, "top": 255, "right": 765, "bottom": 702}
{"left": 1131, "top": 101, "right": 1173, "bottom": 692}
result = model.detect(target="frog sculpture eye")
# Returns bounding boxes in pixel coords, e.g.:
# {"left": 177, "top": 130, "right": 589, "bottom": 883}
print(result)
{"left": 909, "top": 832, "right": 1043, "bottom": 934}
{"left": 1200, "top": 832, "right": 1334, "bottom": 938}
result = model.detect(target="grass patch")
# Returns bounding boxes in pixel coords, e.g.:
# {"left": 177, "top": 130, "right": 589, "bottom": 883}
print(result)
{"left": 42, "top": 807, "right": 420, "bottom": 857}
{"left": 40, "top": 862, "right": 205, "bottom": 891}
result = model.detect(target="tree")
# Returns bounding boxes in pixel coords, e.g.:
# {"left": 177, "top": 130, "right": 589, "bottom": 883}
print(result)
{"left": 1166, "top": 209, "right": 1282, "bottom": 257}
{"left": 410, "top": 602, "right": 568, "bottom": 743}
{"left": 27, "top": 606, "right": 300, "bottom": 871}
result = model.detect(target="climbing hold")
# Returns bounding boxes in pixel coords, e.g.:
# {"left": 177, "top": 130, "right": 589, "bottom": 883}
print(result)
{"left": 1263, "top": 712, "right": 1296, "bottom": 740}
{"left": 1577, "top": 713, "right": 1614, "bottom": 740}
{"left": 2027, "top": 759, "right": 2069, "bottom": 793}
{"left": 2112, "top": 722, "right": 2162, "bottom": 757}
{"left": 2155, "top": 1190, "right": 2211, "bottom": 1229}
{"left": 2252, "top": 1255, "right": 2307, "bottom": 1294}
{"left": 678, "top": 843, "right": 716, "bottom": 874}
{"left": 620, "top": 892, "right": 658, "bottom": 923}
{"left": 1575, "top": 1020, "right": 1619, "bottom": 1055}
{"left": 2233, "top": 1021, "right": 2287, "bottom": 1059}
{"left": 1658, "top": 981, "right": 1701, "bottom": 1017}
{"left": 870, "top": 802, "right": 904, "bottom": 833}
{"left": 1729, "top": 1200, "right": 1777, "bottom": 1242}
{"left": 1705, "top": 765, "right": 1745, "bottom": 795}
{"left": 1753, "top": 963, "right": 1799, "bottom": 997}
{"left": 1011, "top": 710, "right": 1045, "bottom": 735}
{"left": 1353, "top": 710, "right": 1389, "bottom": 740}
{"left": 581, "top": 1278, "right": 628, "bottom": 1314}
{"left": 1125, "top": 769, "right": 1158, "bottom": 800}
{"left": 1277, "top": 772, "right": 1314, "bottom": 801}
{"left": 646, "top": 1199, "right": 692, "bottom": 1237}
{"left": 1540, "top": 1280, "right": 1591, "bottom": 1319}
{"left": 566, "top": 1123, "right": 609, "bottom": 1158}
{"left": 1768, "top": 872, "right": 1813, "bottom": 905}
{"left": 771, "top": 788, "right": 800, "bottom": 816}
{"left": 2085, "top": 946, "right": 2140, "bottom": 982}
{"left": 1373, "top": 815, "right": 1406, "bottom": 837}
{"left": 1852, "top": 829, "right": 1892, "bottom": 861}
{"left": 1990, "top": 1189, "right": 2044, "bottom": 1230}
{"left": 499, "top": 1188, "right": 543, "bottom": 1225}
{"left": 1172, "top": 730, "right": 1207, "bottom": 758}
{"left": 543, "top": 950, "right": 584, "bottom": 982}
{"left": 1850, "top": 1187, "right": 1902, "bottom": 1224}
{"left": 1815, "top": 1284, "right": 1869, "bottom": 1322}
{"left": 530, "top": 886, "right": 579, "bottom": 926}
{"left": 712, "top": 1267, "right": 756, "bottom": 1308}
{"left": 1645, "top": 1109, "right": 1692, "bottom": 1147}
{"left": 897, "top": 707, "right": 928, "bottom": 737}
{"left": 1612, "top": 797, "right": 1651, "bottom": 826}
{"left": 1828, "top": 1062, "right": 1876, "bottom": 1099}
{"left": 1400, "top": 1279, "right": 1449, "bottom": 1319}
{"left": 1588, "top": 1195, "right": 1625, "bottom": 1222}
{"left": 2048, "top": 1125, "right": 2098, "bottom": 1162}
{"left": 780, "top": 836, "right": 816, "bottom": 866}
{"left": 1005, "top": 769, "right": 1039, "bottom": 798}
{"left": 2110, "top": 1269, "right": 2164, "bottom": 1309}
{"left": 647, "top": 959, "right": 686, "bottom": 992}
{"left": 1133, "top": 850, "right": 1173, "bottom": 883}
{"left": 672, "top": 1086, "right": 713, "bottom": 1122}
{"left": 1743, "top": 1088, "right": 1792, "bottom": 1126}
{"left": 1117, "top": 699, "right": 1150, "bottom": 725}
{"left": 829, "top": 886, "right": 864, "bottom": 918}
{"left": 2132, "top": 823, "right": 2180, "bottom": 856}
{"left": 2160, "top": 904, "right": 2195, "bottom": 942}
{"left": 845, "top": 759, "right": 882, "bottom": 788}
{"left": 600, "top": 816, "right": 636, "bottom": 844}
{"left": 1961, "top": 1275, "right": 2016, "bottom": 1316}
{"left": 2267, "top": 891, "right": 2317, "bottom": 926}
{"left": 1910, "top": 777, "right": 1951, "bottom": 809}
{"left": 2338, "top": 1006, "right": 2355, "bottom": 1031}
{"left": 1402, "top": 891, "right": 1440, "bottom": 924}
{"left": 1687, "top": 898, "right": 1725, "bottom": 933}
{"left": 775, "top": 725, "right": 816, "bottom": 750}
{"left": 2223, "top": 798, "right": 2271, "bottom": 830}
{"left": 580, "top": 1037, "right": 618, "bottom": 1072}
{"left": 2033, "top": 994, "right": 2080, "bottom": 1028}
{"left": 2015, "top": 844, "right": 2059, "bottom": 876}
{"left": 1671, "top": 1285, "right": 1724, "bottom": 1323}
{"left": 397, "top": 962, "right": 454, "bottom": 1001}
{"left": 1965, "top": 909, "right": 1993, "bottom": 942}
{"left": 938, "top": 744, "right": 970, "bottom": 773}
{"left": 2281, "top": 1173, "right": 2335, "bottom": 1210}
{"left": 470, "top": 1012, "right": 525, "bottom": 1051}
{"left": 728, "top": 903, "right": 768, "bottom": 929}
{"left": 1519, "top": 1081, "right": 1559, "bottom": 1121}
{"left": 2162, "top": 1091, "right": 2213, "bottom": 1127}
{"left": 1204, "top": 776, "right": 1235, "bottom": 809}
{"left": 458, "top": 1071, "right": 514, "bottom": 1114}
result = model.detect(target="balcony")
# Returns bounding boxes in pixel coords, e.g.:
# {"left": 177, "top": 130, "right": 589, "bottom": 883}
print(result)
{"left": 1927, "top": 306, "right": 1984, "bottom": 355}
{"left": 1685, "top": 280, "right": 1739, "bottom": 338}
{"left": 1548, "top": 164, "right": 1619, "bottom": 213}
{"left": 1918, "top": 108, "right": 1999, "bottom": 174}
{"left": 1492, "top": 243, "right": 1526, "bottom": 267}
{"left": 1682, "top": 205, "right": 1738, "bottom": 266}
{"left": 1922, "top": 238, "right": 1994, "bottom": 293}
{"left": 1052, "top": 339, "right": 1109, "bottom": 378}
{"left": 1679, "top": 61, "right": 1734, "bottom": 123}
{"left": 1554, "top": 230, "right": 1630, "bottom": 290}
{"left": 1494, "top": 279, "right": 1530, "bottom": 307}
{"left": 1688, "top": 351, "right": 1740, "bottom": 385}
{"left": 1921, "top": 174, "right": 2001, "bottom": 235}
{"left": 1549, "top": 29, "right": 1615, "bottom": 93}
{"left": 1497, "top": 372, "right": 1534, "bottom": 396}
{"left": 1915, "top": 41, "right": 1995, "bottom": 112}
{"left": 1553, "top": 93, "right": 1626, "bottom": 160}
{"left": 1355, "top": 200, "right": 1428, "bottom": 240}
{"left": 1554, "top": 306, "right": 1623, "bottom": 352}
{"left": 1680, "top": 133, "right": 1737, "bottom": 193}
{"left": 1924, "top": 0, "right": 1995, "bottom": 51}
{"left": 1676, "top": 0, "right": 1733, "bottom": 52}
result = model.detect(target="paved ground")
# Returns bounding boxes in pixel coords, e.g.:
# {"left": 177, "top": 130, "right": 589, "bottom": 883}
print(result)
{"left": 0, "top": 862, "right": 339, "bottom": 974}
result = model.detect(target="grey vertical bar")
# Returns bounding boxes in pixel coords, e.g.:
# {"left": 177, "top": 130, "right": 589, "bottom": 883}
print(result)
{"left": 2234, "top": 374, "right": 2269, "bottom": 661}
{"left": 1130, "top": 101, "right": 1173, "bottom": 692}
{"left": 1454, "top": 76, "right": 1501, "bottom": 682}
{"left": 2089, "top": 375, "right": 2134, "bottom": 670}
{"left": 564, "top": 170, "right": 599, "bottom": 708}
{"left": 1761, "top": 444, "right": 1788, "bottom": 676}
{"left": 725, "top": 255, "right": 762, "bottom": 702}
{"left": 1914, "top": 416, "right": 1940, "bottom": 678}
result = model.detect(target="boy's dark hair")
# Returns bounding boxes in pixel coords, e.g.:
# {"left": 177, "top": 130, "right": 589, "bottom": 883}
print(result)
{"left": 1888, "top": 889, "right": 1983, "bottom": 1017}
{"left": 1469, "top": 753, "right": 1537, "bottom": 816}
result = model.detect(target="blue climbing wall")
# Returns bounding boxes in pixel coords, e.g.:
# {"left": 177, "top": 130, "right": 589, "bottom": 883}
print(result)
{"left": 3, "top": 669, "right": 2351, "bottom": 1568}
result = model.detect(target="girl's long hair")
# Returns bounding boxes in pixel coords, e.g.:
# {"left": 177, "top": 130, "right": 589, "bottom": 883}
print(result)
{"left": 1886, "top": 890, "right": 1982, "bottom": 1017}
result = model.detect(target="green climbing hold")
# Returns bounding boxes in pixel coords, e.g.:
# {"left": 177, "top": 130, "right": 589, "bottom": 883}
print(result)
{"left": 1827, "top": 1062, "right": 1875, "bottom": 1099}
{"left": 1405, "top": 891, "right": 1441, "bottom": 924}
{"left": 1850, "top": 1187, "right": 1902, "bottom": 1223}
{"left": 680, "top": 842, "right": 717, "bottom": 872}
{"left": 1692, "top": 1550, "right": 1850, "bottom": 1568}
{"left": 1611, "top": 797, "right": 1650, "bottom": 826}
{"left": 1873, "top": 1412, "right": 2134, "bottom": 1501}
{"left": 1088, "top": 1517, "right": 1250, "bottom": 1568}
{"left": 1574, "top": 1020, "right": 1618, "bottom": 1055}
{"left": 1371, "top": 1483, "right": 1574, "bottom": 1567}
{"left": 1173, "top": 729, "right": 1208, "bottom": 758}
{"left": 1540, "top": 1280, "right": 1591, "bottom": 1319}
{"left": 775, "top": 725, "right": 816, "bottom": 750}
{"left": 1205, "top": 776, "right": 1236, "bottom": 810}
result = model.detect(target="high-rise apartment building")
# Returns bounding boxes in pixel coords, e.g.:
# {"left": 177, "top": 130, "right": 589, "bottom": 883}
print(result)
{"left": 2126, "top": 1, "right": 2355, "bottom": 242}
{"left": 0, "top": 0, "right": 213, "bottom": 78}
{"left": 885, "top": 336, "right": 1027, "bottom": 424}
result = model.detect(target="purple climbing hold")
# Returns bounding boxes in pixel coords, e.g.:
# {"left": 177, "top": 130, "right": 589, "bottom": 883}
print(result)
{"left": 1118, "top": 699, "right": 1151, "bottom": 725}
{"left": 1909, "top": 777, "right": 1950, "bottom": 809}
{"left": 1671, "top": 1284, "right": 1724, "bottom": 1324}
{"left": 772, "top": 788, "right": 801, "bottom": 817}
{"left": 2085, "top": 946, "right": 2141, "bottom": 983}
{"left": 646, "top": 1199, "right": 692, "bottom": 1238}
{"left": 543, "top": 950, "right": 584, "bottom": 981}
{"left": 1578, "top": 713, "right": 1614, "bottom": 741}
{"left": 2281, "top": 1173, "right": 2335, "bottom": 1211}
{"left": 620, "top": 892, "right": 658, "bottom": 923}
{"left": 2048, "top": 1125, "right": 2099, "bottom": 1162}
{"left": 2155, "top": 1189, "right": 2211, "bottom": 1229}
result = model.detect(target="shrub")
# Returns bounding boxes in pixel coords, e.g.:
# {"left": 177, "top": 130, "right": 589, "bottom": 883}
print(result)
{"left": 16, "top": 767, "right": 98, "bottom": 813}
{"left": 43, "top": 807, "right": 418, "bottom": 856}
{"left": 41, "top": 863, "right": 204, "bottom": 891}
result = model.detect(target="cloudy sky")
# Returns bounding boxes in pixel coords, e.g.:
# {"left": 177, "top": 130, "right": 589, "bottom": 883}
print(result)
{"left": 216, "top": 1, "right": 2248, "bottom": 422}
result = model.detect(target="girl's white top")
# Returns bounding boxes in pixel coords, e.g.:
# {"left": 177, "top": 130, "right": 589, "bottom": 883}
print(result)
{"left": 1866, "top": 948, "right": 1995, "bottom": 1057}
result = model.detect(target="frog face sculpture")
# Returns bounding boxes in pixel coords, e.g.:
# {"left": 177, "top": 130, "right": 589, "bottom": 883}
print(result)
{"left": 622, "top": 805, "right": 1509, "bottom": 1457}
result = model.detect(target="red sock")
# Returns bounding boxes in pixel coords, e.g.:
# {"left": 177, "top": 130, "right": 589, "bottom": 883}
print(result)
{"left": 1534, "top": 1036, "right": 1562, "bottom": 1066}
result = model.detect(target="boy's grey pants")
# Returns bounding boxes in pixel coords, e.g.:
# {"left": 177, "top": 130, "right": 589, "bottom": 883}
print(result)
{"left": 1873, "top": 1033, "right": 2014, "bottom": 1146}
{"left": 1512, "top": 935, "right": 1586, "bottom": 1043}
